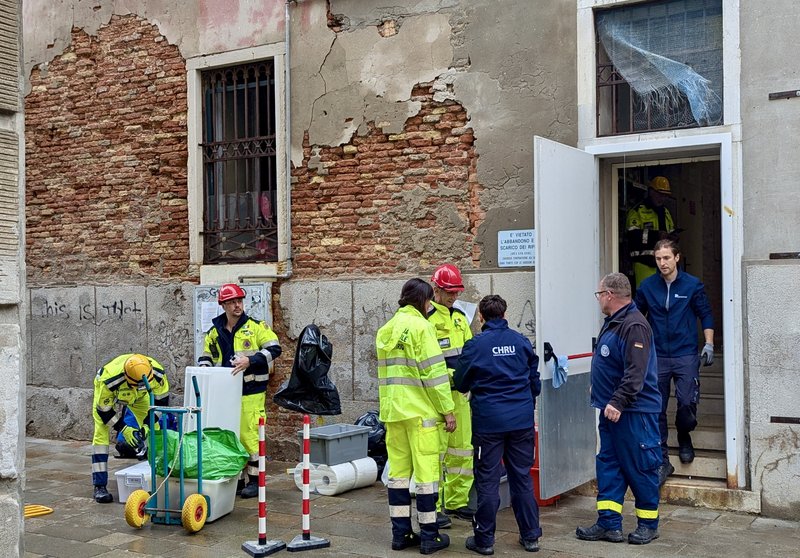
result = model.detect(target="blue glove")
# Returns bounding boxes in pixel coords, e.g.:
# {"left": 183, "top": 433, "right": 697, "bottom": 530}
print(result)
{"left": 700, "top": 343, "right": 714, "bottom": 367}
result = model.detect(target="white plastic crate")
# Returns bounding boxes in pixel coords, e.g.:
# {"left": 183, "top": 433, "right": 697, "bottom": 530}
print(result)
{"left": 153, "top": 474, "right": 237, "bottom": 523}
{"left": 114, "top": 461, "right": 151, "bottom": 504}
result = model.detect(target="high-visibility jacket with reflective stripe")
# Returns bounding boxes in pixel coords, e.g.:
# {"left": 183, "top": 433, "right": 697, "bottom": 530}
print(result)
{"left": 199, "top": 312, "right": 282, "bottom": 396}
{"left": 428, "top": 301, "right": 473, "bottom": 374}
{"left": 625, "top": 201, "right": 674, "bottom": 261}
{"left": 376, "top": 305, "right": 455, "bottom": 423}
{"left": 94, "top": 353, "right": 169, "bottom": 423}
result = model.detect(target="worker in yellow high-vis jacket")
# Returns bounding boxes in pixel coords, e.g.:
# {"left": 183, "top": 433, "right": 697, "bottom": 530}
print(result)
{"left": 429, "top": 264, "right": 475, "bottom": 528}
{"left": 199, "top": 283, "right": 282, "bottom": 499}
{"left": 377, "top": 278, "right": 456, "bottom": 556}
{"left": 91, "top": 353, "right": 170, "bottom": 503}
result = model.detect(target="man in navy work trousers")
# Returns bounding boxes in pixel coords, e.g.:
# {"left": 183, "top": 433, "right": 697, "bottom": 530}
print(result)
{"left": 577, "top": 273, "right": 662, "bottom": 545}
{"left": 455, "top": 295, "right": 542, "bottom": 555}
{"left": 635, "top": 239, "right": 714, "bottom": 486}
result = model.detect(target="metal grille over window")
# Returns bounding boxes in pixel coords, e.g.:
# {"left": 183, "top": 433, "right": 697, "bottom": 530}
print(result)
{"left": 595, "top": 0, "right": 723, "bottom": 136}
{"left": 201, "top": 61, "right": 278, "bottom": 263}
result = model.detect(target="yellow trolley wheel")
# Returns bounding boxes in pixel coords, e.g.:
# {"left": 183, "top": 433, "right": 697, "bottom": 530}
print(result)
{"left": 124, "top": 490, "right": 151, "bottom": 529}
{"left": 181, "top": 493, "right": 208, "bottom": 533}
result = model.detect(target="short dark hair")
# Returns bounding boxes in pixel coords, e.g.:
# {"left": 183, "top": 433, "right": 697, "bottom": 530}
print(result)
{"left": 398, "top": 278, "right": 434, "bottom": 316}
{"left": 601, "top": 272, "right": 631, "bottom": 298}
{"left": 479, "top": 295, "right": 507, "bottom": 321}
{"left": 654, "top": 238, "right": 681, "bottom": 257}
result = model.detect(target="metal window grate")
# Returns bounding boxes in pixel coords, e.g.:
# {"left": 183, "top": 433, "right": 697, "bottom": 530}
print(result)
{"left": 201, "top": 61, "right": 278, "bottom": 263}
{"left": 595, "top": 0, "right": 723, "bottom": 136}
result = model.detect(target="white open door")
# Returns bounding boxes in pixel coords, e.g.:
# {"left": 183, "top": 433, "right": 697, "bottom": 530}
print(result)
{"left": 533, "top": 136, "right": 599, "bottom": 499}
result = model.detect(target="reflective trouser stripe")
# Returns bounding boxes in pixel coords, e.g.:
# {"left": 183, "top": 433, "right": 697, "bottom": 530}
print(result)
{"left": 597, "top": 500, "right": 624, "bottom": 514}
{"left": 91, "top": 445, "right": 109, "bottom": 487}
{"left": 635, "top": 507, "right": 659, "bottom": 519}
{"left": 388, "top": 485, "right": 413, "bottom": 539}
{"left": 440, "top": 391, "right": 473, "bottom": 511}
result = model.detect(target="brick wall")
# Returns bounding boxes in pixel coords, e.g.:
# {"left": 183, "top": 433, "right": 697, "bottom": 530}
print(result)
{"left": 292, "top": 84, "right": 482, "bottom": 277}
{"left": 25, "top": 15, "right": 192, "bottom": 285}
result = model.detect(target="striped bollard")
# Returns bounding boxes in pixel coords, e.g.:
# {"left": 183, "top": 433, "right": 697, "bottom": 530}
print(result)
{"left": 286, "top": 414, "right": 330, "bottom": 552}
{"left": 242, "top": 417, "right": 286, "bottom": 557}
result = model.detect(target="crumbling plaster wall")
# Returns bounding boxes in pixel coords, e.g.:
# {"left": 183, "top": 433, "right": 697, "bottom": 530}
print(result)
{"left": 740, "top": 2, "right": 800, "bottom": 519}
{"left": 744, "top": 263, "right": 800, "bottom": 519}
{"left": 296, "top": 0, "right": 578, "bottom": 266}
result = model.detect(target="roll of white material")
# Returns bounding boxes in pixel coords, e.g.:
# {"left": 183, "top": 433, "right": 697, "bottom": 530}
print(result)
{"left": 350, "top": 457, "right": 378, "bottom": 486}
{"left": 292, "top": 462, "right": 319, "bottom": 493}
{"left": 315, "top": 457, "right": 378, "bottom": 496}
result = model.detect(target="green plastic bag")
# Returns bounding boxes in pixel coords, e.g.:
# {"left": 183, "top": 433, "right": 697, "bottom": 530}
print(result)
{"left": 152, "top": 427, "right": 249, "bottom": 480}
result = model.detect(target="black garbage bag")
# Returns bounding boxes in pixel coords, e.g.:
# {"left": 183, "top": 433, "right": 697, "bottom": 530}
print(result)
{"left": 355, "top": 410, "right": 387, "bottom": 475}
{"left": 273, "top": 324, "right": 342, "bottom": 415}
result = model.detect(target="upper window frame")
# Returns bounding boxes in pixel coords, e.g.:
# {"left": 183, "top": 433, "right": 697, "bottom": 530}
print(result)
{"left": 186, "top": 44, "right": 288, "bottom": 283}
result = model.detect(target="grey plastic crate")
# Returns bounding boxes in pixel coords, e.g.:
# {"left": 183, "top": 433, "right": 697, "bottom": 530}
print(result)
{"left": 297, "top": 423, "right": 372, "bottom": 465}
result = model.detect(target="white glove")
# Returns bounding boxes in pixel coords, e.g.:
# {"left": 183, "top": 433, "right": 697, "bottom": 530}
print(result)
{"left": 700, "top": 343, "right": 714, "bottom": 367}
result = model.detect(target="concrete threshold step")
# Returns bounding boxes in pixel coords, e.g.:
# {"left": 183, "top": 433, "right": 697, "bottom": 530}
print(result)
{"left": 668, "top": 426, "right": 725, "bottom": 451}
{"left": 662, "top": 477, "right": 760, "bottom": 514}
{"left": 668, "top": 449, "right": 726, "bottom": 479}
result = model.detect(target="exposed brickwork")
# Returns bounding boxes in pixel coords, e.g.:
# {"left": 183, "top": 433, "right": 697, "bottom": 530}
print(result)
{"left": 25, "top": 15, "right": 192, "bottom": 285}
{"left": 292, "top": 84, "right": 481, "bottom": 278}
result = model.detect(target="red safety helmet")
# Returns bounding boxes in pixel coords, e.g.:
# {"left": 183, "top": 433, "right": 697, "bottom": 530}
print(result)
{"left": 431, "top": 264, "right": 465, "bottom": 292}
{"left": 218, "top": 283, "right": 246, "bottom": 303}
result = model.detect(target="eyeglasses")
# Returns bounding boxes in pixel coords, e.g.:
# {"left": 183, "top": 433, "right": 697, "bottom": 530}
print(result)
{"left": 594, "top": 290, "right": 611, "bottom": 299}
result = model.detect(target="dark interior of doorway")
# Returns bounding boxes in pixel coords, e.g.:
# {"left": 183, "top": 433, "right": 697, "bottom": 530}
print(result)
{"left": 617, "top": 160, "right": 726, "bottom": 482}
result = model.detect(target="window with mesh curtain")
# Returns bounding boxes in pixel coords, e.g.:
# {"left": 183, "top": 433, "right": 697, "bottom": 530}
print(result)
{"left": 201, "top": 61, "right": 278, "bottom": 264}
{"left": 595, "top": 0, "right": 723, "bottom": 136}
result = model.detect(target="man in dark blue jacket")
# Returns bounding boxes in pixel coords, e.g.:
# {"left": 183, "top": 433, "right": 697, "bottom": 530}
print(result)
{"left": 576, "top": 272, "right": 661, "bottom": 546}
{"left": 454, "top": 295, "right": 542, "bottom": 555}
{"left": 635, "top": 239, "right": 714, "bottom": 484}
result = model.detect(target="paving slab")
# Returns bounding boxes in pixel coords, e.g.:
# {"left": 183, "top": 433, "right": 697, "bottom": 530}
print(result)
{"left": 23, "top": 438, "right": 800, "bottom": 558}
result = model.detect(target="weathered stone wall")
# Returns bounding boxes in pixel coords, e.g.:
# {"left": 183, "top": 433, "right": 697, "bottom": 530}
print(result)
{"left": 292, "top": 83, "right": 480, "bottom": 277}
{"left": 25, "top": 15, "right": 191, "bottom": 285}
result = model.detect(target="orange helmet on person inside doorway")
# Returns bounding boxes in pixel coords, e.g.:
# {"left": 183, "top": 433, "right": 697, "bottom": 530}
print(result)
{"left": 650, "top": 176, "right": 672, "bottom": 195}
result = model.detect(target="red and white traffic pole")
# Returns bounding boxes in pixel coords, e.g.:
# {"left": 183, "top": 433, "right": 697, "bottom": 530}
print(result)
{"left": 242, "top": 417, "right": 285, "bottom": 557}
{"left": 287, "top": 414, "right": 329, "bottom": 552}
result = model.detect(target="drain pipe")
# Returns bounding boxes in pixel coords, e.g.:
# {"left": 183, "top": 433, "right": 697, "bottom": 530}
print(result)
{"left": 280, "top": 0, "right": 294, "bottom": 279}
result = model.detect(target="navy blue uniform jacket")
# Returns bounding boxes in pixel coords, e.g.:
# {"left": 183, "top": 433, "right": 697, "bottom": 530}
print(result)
{"left": 634, "top": 270, "right": 714, "bottom": 358}
{"left": 454, "top": 318, "right": 540, "bottom": 434}
{"left": 591, "top": 302, "right": 661, "bottom": 413}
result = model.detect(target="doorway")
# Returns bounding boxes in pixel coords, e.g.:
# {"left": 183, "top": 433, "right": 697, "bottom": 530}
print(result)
{"left": 611, "top": 158, "right": 726, "bottom": 483}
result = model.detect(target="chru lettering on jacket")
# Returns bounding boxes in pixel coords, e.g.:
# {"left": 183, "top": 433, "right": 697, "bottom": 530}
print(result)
{"left": 492, "top": 345, "right": 516, "bottom": 356}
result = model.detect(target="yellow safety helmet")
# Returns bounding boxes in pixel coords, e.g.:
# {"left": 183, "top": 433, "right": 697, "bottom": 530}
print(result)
{"left": 124, "top": 354, "right": 154, "bottom": 386}
{"left": 650, "top": 176, "right": 672, "bottom": 194}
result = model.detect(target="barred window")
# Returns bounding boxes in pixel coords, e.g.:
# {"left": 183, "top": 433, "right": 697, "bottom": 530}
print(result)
{"left": 201, "top": 61, "right": 278, "bottom": 263}
{"left": 596, "top": 0, "right": 723, "bottom": 136}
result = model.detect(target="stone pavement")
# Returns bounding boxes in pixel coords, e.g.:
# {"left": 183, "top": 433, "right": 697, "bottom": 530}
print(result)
{"left": 23, "top": 438, "right": 800, "bottom": 558}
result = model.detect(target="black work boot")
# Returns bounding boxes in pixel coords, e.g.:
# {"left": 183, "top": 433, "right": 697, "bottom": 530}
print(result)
{"left": 236, "top": 478, "right": 246, "bottom": 495}
{"left": 391, "top": 531, "right": 420, "bottom": 551}
{"left": 678, "top": 432, "right": 695, "bottom": 463}
{"left": 93, "top": 485, "right": 113, "bottom": 503}
{"left": 445, "top": 506, "right": 476, "bottom": 521}
{"left": 435, "top": 512, "right": 452, "bottom": 529}
{"left": 240, "top": 479, "right": 259, "bottom": 499}
{"left": 575, "top": 523, "right": 624, "bottom": 542}
{"left": 518, "top": 536, "right": 539, "bottom": 552}
{"left": 419, "top": 532, "right": 449, "bottom": 555}
{"left": 628, "top": 525, "right": 659, "bottom": 545}
{"left": 465, "top": 535, "right": 494, "bottom": 555}
{"left": 658, "top": 461, "right": 675, "bottom": 487}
